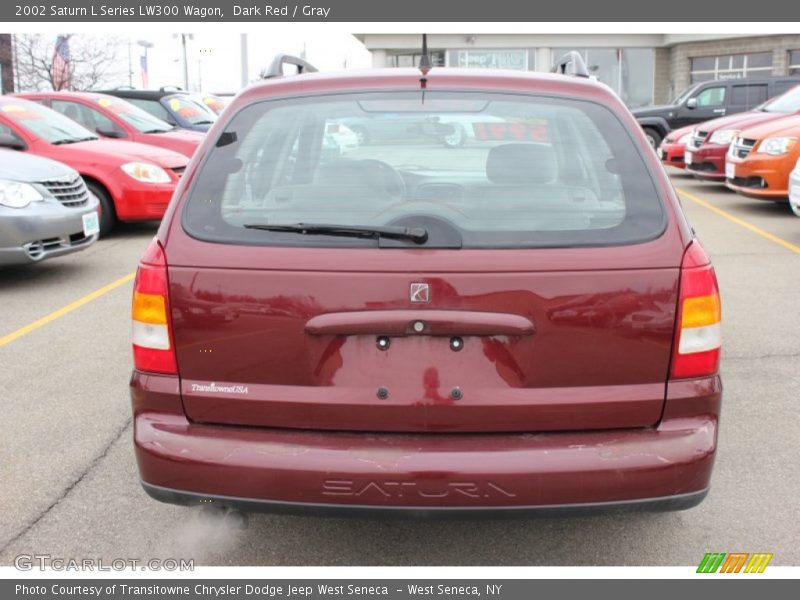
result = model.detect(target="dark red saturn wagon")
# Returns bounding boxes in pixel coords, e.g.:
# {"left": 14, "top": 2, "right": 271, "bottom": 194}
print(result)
{"left": 130, "top": 53, "right": 722, "bottom": 515}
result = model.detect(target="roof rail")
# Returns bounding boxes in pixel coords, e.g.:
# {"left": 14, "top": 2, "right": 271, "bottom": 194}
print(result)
{"left": 261, "top": 54, "right": 319, "bottom": 79}
{"left": 551, "top": 51, "right": 590, "bottom": 78}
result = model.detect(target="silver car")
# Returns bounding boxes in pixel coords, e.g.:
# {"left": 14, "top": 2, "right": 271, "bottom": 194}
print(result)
{"left": 0, "top": 150, "right": 99, "bottom": 266}
{"left": 790, "top": 158, "right": 800, "bottom": 218}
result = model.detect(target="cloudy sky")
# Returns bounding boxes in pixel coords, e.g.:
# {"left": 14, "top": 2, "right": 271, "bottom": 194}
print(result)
{"left": 124, "top": 30, "right": 371, "bottom": 92}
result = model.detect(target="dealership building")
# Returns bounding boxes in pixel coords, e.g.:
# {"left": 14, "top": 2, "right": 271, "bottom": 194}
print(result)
{"left": 355, "top": 34, "right": 800, "bottom": 107}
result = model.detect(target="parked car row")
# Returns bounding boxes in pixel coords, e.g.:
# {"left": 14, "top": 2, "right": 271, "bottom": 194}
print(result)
{"left": 657, "top": 82, "right": 800, "bottom": 216}
{"left": 19, "top": 91, "right": 204, "bottom": 158}
{"left": 634, "top": 75, "right": 800, "bottom": 147}
{"left": 0, "top": 87, "right": 224, "bottom": 265}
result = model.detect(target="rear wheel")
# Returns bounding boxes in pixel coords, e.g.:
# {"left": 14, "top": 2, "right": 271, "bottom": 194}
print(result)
{"left": 643, "top": 127, "right": 662, "bottom": 149}
{"left": 85, "top": 180, "right": 116, "bottom": 237}
{"left": 443, "top": 123, "right": 466, "bottom": 148}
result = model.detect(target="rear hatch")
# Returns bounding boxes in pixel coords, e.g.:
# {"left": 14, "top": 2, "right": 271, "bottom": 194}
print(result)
{"left": 169, "top": 259, "right": 679, "bottom": 432}
{"left": 168, "top": 83, "right": 682, "bottom": 433}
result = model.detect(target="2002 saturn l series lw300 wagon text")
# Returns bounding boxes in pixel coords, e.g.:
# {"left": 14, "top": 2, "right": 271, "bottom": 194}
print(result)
{"left": 38, "top": 6, "right": 224, "bottom": 18}
{"left": 130, "top": 53, "right": 723, "bottom": 516}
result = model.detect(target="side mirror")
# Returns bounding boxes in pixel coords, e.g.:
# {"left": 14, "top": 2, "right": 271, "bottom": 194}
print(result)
{"left": 95, "top": 126, "right": 125, "bottom": 139}
{"left": 0, "top": 133, "right": 26, "bottom": 150}
{"left": 686, "top": 98, "right": 698, "bottom": 110}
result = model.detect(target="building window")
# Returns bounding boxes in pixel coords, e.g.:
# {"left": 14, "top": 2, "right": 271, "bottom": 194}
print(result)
{"left": 552, "top": 48, "right": 655, "bottom": 108}
{"left": 690, "top": 52, "right": 773, "bottom": 83}
{"left": 790, "top": 50, "right": 800, "bottom": 75}
{"left": 389, "top": 51, "right": 445, "bottom": 68}
{"left": 447, "top": 49, "right": 530, "bottom": 71}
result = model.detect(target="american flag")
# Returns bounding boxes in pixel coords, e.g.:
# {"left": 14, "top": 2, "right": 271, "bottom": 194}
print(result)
{"left": 51, "top": 35, "right": 72, "bottom": 90}
{"left": 140, "top": 54, "right": 149, "bottom": 88}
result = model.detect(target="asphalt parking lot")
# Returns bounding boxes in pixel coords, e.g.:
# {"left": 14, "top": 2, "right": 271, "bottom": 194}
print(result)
{"left": 1, "top": 168, "right": 798, "bottom": 567}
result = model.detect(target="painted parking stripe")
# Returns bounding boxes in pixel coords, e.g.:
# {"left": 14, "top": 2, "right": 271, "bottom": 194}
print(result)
{"left": 0, "top": 272, "right": 135, "bottom": 348}
{"left": 676, "top": 187, "right": 800, "bottom": 255}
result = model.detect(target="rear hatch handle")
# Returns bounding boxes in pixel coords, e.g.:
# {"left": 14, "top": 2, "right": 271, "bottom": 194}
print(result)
{"left": 305, "top": 310, "right": 535, "bottom": 337}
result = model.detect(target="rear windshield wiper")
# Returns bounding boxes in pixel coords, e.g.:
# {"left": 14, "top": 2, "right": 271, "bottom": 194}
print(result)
{"left": 243, "top": 222, "right": 428, "bottom": 244}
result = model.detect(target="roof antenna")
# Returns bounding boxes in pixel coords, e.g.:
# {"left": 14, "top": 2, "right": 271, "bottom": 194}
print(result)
{"left": 418, "top": 34, "right": 431, "bottom": 72}
{"left": 418, "top": 33, "right": 430, "bottom": 96}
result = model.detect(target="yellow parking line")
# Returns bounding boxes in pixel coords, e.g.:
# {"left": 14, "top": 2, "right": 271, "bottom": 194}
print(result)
{"left": 676, "top": 187, "right": 800, "bottom": 255}
{"left": 0, "top": 272, "right": 135, "bottom": 348}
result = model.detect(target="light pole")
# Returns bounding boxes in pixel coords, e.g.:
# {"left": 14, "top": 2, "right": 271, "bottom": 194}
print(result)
{"left": 127, "top": 39, "right": 132, "bottom": 87}
{"left": 173, "top": 33, "right": 194, "bottom": 90}
{"left": 240, "top": 34, "right": 248, "bottom": 88}
{"left": 137, "top": 40, "right": 154, "bottom": 88}
{"left": 197, "top": 47, "right": 211, "bottom": 92}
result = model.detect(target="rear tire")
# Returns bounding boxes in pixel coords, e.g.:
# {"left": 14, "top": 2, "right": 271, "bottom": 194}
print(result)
{"left": 443, "top": 123, "right": 466, "bottom": 148}
{"left": 643, "top": 127, "right": 662, "bottom": 149}
{"left": 85, "top": 180, "right": 116, "bottom": 237}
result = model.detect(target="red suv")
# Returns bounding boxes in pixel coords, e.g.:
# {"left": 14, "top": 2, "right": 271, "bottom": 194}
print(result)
{"left": 686, "top": 84, "right": 800, "bottom": 180}
{"left": 0, "top": 97, "right": 187, "bottom": 234}
{"left": 131, "top": 55, "right": 722, "bottom": 515}
{"left": 17, "top": 92, "right": 204, "bottom": 158}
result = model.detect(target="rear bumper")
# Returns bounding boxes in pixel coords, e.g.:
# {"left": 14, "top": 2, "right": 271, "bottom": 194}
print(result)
{"left": 132, "top": 372, "right": 721, "bottom": 513}
{"left": 141, "top": 482, "right": 709, "bottom": 517}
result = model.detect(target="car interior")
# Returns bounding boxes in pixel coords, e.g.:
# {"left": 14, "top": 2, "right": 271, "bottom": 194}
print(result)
{"left": 214, "top": 103, "right": 629, "bottom": 236}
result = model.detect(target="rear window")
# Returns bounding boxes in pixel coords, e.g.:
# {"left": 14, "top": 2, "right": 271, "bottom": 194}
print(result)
{"left": 183, "top": 91, "right": 665, "bottom": 248}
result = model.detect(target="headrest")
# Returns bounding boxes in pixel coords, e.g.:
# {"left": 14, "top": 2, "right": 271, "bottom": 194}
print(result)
{"left": 486, "top": 143, "right": 558, "bottom": 185}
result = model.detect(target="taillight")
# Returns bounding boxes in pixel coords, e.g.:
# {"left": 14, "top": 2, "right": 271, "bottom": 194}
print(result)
{"left": 132, "top": 238, "right": 177, "bottom": 374}
{"left": 671, "top": 241, "right": 721, "bottom": 379}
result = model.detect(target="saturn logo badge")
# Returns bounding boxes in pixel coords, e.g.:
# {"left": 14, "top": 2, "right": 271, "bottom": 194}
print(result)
{"left": 409, "top": 283, "right": 430, "bottom": 303}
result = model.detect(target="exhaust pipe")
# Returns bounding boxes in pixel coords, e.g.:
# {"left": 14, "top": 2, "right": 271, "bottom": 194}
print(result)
{"left": 198, "top": 504, "right": 249, "bottom": 529}
{"left": 223, "top": 509, "right": 249, "bottom": 530}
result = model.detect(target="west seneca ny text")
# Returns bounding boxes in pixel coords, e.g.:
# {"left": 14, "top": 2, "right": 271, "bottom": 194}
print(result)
{"left": 16, "top": 4, "right": 332, "bottom": 19}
